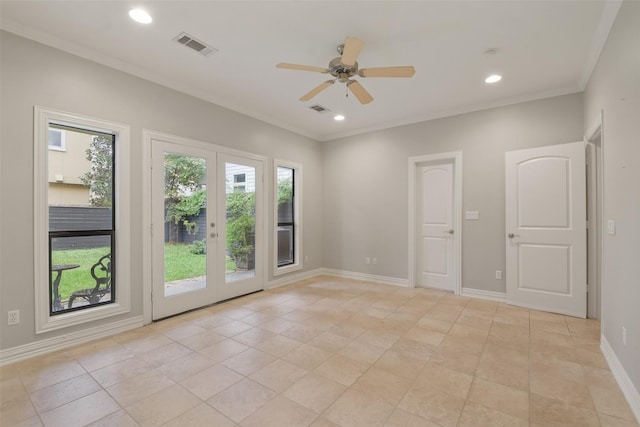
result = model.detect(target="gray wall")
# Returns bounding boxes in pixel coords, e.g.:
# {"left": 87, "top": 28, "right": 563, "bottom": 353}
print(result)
{"left": 584, "top": 0, "right": 640, "bottom": 393}
{"left": 322, "top": 93, "right": 584, "bottom": 292}
{"left": 0, "top": 31, "right": 324, "bottom": 350}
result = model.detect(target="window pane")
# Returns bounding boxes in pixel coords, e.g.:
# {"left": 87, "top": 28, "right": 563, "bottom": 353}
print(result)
{"left": 277, "top": 225, "right": 294, "bottom": 266}
{"left": 48, "top": 128, "right": 63, "bottom": 148}
{"left": 277, "top": 167, "right": 294, "bottom": 266}
{"left": 50, "top": 234, "right": 113, "bottom": 313}
{"left": 48, "top": 124, "right": 115, "bottom": 315}
{"left": 163, "top": 152, "right": 207, "bottom": 297}
{"left": 48, "top": 127, "right": 113, "bottom": 229}
{"left": 226, "top": 163, "right": 256, "bottom": 282}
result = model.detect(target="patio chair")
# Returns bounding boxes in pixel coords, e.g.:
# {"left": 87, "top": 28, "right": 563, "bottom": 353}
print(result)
{"left": 68, "top": 254, "right": 111, "bottom": 308}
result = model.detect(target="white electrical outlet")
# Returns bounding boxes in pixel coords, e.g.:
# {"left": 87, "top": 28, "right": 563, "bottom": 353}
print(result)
{"left": 372, "top": 257, "right": 378, "bottom": 265}
{"left": 304, "top": 255, "right": 309, "bottom": 263}
{"left": 495, "top": 270, "right": 503, "bottom": 280}
{"left": 365, "top": 257, "right": 371, "bottom": 265}
{"left": 8, "top": 310, "right": 20, "bottom": 326}
{"left": 622, "top": 326, "right": 627, "bottom": 345}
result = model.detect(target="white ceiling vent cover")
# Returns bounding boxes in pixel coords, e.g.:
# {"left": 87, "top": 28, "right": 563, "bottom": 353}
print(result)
{"left": 174, "top": 32, "right": 218, "bottom": 57}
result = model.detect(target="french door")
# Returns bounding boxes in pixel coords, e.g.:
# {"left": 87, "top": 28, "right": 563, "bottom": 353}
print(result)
{"left": 151, "top": 140, "right": 263, "bottom": 320}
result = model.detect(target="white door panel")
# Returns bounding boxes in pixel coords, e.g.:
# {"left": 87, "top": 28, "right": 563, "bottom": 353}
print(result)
{"left": 418, "top": 163, "right": 454, "bottom": 290}
{"left": 505, "top": 141, "right": 586, "bottom": 317}
{"left": 152, "top": 141, "right": 218, "bottom": 320}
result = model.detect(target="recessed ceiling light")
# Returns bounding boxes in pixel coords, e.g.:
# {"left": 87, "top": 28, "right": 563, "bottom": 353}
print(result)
{"left": 485, "top": 74, "right": 502, "bottom": 84}
{"left": 129, "top": 9, "right": 152, "bottom": 24}
{"left": 334, "top": 114, "right": 345, "bottom": 121}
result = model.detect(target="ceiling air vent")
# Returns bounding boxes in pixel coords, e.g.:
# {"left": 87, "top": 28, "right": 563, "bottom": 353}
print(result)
{"left": 174, "top": 32, "right": 218, "bottom": 57}
{"left": 308, "top": 104, "right": 330, "bottom": 113}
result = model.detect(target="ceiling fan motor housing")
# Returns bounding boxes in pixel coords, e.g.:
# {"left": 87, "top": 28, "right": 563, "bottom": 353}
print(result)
{"left": 329, "top": 57, "right": 358, "bottom": 82}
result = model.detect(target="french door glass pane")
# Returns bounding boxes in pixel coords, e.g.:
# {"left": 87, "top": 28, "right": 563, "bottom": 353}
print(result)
{"left": 163, "top": 152, "right": 207, "bottom": 296}
{"left": 225, "top": 162, "right": 256, "bottom": 282}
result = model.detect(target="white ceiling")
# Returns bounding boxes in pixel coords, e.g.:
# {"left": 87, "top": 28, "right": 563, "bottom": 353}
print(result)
{"left": 0, "top": 1, "right": 620, "bottom": 141}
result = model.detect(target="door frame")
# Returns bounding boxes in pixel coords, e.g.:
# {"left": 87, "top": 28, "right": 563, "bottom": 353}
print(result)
{"left": 141, "top": 130, "right": 269, "bottom": 325}
{"left": 408, "top": 151, "right": 462, "bottom": 294}
{"left": 585, "top": 111, "right": 604, "bottom": 319}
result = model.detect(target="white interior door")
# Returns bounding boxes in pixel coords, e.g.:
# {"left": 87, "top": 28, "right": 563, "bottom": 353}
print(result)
{"left": 152, "top": 141, "right": 218, "bottom": 320}
{"left": 417, "top": 162, "right": 455, "bottom": 291}
{"left": 505, "top": 141, "right": 587, "bottom": 318}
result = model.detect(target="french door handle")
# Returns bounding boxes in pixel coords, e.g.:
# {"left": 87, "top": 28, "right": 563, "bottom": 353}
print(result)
{"left": 508, "top": 233, "right": 520, "bottom": 239}
{"left": 443, "top": 230, "right": 454, "bottom": 235}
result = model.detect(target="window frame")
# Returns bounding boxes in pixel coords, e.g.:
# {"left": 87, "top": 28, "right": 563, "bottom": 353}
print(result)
{"left": 273, "top": 159, "right": 302, "bottom": 276}
{"left": 34, "top": 106, "right": 131, "bottom": 334}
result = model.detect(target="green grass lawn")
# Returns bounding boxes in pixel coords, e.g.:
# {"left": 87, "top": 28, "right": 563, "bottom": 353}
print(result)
{"left": 52, "top": 244, "right": 237, "bottom": 300}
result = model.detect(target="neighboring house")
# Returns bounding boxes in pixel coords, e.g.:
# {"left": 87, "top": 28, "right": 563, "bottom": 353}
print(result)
{"left": 47, "top": 127, "right": 92, "bottom": 206}
{"left": 225, "top": 163, "right": 255, "bottom": 194}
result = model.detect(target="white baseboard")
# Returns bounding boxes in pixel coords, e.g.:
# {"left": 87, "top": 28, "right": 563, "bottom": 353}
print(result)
{"left": 600, "top": 334, "right": 640, "bottom": 423}
{"left": 266, "top": 268, "right": 325, "bottom": 289}
{"left": 461, "top": 287, "right": 507, "bottom": 303}
{"left": 319, "top": 268, "right": 409, "bottom": 287}
{"left": 0, "top": 316, "right": 144, "bottom": 366}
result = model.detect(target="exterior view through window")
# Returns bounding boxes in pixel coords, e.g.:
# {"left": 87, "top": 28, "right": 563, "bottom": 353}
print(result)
{"left": 277, "top": 166, "right": 294, "bottom": 266}
{"left": 48, "top": 125, "right": 115, "bottom": 314}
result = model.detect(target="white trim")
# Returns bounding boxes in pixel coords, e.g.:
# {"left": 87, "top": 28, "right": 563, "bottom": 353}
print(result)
{"left": 461, "top": 287, "right": 507, "bottom": 303}
{"left": 273, "top": 159, "right": 303, "bottom": 277}
{"left": 408, "top": 151, "right": 462, "bottom": 294}
{"left": 585, "top": 111, "right": 604, "bottom": 320}
{"left": 601, "top": 334, "right": 640, "bottom": 423}
{"left": 319, "top": 268, "right": 409, "bottom": 288}
{"left": 0, "top": 316, "right": 143, "bottom": 367}
{"left": 266, "top": 268, "right": 325, "bottom": 290}
{"left": 34, "top": 106, "right": 131, "bottom": 334}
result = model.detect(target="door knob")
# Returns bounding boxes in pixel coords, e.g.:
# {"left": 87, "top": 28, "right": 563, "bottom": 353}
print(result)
{"left": 508, "top": 233, "right": 520, "bottom": 239}
{"left": 210, "top": 222, "right": 215, "bottom": 228}
{"left": 210, "top": 232, "right": 218, "bottom": 238}
{"left": 443, "top": 229, "right": 454, "bottom": 235}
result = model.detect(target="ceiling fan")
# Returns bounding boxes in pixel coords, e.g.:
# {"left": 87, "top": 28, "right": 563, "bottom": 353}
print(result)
{"left": 276, "top": 37, "right": 415, "bottom": 105}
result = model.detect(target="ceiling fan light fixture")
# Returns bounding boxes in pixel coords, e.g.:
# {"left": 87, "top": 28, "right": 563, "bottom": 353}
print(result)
{"left": 485, "top": 74, "right": 502, "bottom": 84}
{"left": 334, "top": 114, "right": 345, "bottom": 121}
{"left": 129, "top": 8, "right": 152, "bottom": 24}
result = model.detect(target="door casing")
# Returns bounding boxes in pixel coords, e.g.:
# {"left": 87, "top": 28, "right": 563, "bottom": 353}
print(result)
{"left": 408, "top": 151, "right": 462, "bottom": 294}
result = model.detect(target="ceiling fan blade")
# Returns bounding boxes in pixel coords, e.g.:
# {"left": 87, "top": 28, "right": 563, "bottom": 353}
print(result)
{"left": 276, "top": 63, "right": 329, "bottom": 73}
{"left": 359, "top": 66, "right": 416, "bottom": 78}
{"left": 347, "top": 80, "right": 373, "bottom": 104}
{"left": 341, "top": 37, "right": 365, "bottom": 67}
{"left": 299, "top": 80, "right": 335, "bottom": 101}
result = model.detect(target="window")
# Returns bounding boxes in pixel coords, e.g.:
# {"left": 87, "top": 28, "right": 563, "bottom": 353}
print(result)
{"left": 274, "top": 161, "right": 302, "bottom": 275}
{"left": 48, "top": 125, "right": 115, "bottom": 315}
{"left": 233, "top": 173, "right": 246, "bottom": 193}
{"left": 35, "top": 107, "right": 130, "bottom": 333}
{"left": 48, "top": 128, "right": 65, "bottom": 151}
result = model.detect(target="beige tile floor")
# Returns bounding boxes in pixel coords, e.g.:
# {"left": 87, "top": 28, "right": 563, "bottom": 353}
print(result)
{"left": 1, "top": 276, "right": 638, "bottom": 427}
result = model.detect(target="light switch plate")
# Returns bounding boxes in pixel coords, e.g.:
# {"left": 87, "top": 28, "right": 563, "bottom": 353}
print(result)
{"left": 607, "top": 220, "right": 616, "bottom": 235}
{"left": 465, "top": 211, "right": 479, "bottom": 220}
